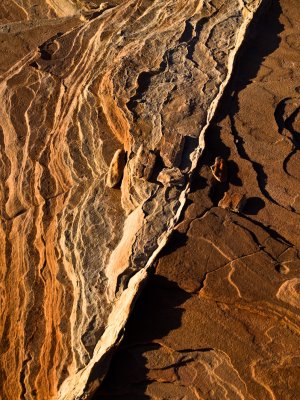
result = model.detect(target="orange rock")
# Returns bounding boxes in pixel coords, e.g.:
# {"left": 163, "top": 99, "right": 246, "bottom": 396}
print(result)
{"left": 210, "top": 156, "right": 228, "bottom": 183}
{"left": 218, "top": 191, "right": 247, "bottom": 213}
{"left": 106, "top": 149, "right": 126, "bottom": 188}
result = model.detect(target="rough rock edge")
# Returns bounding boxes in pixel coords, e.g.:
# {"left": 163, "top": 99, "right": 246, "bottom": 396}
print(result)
{"left": 58, "top": 1, "right": 267, "bottom": 398}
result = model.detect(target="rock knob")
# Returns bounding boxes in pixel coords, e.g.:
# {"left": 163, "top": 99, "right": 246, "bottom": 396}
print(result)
{"left": 157, "top": 167, "right": 185, "bottom": 187}
{"left": 106, "top": 149, "right": 126, "bottom": 188}
{"left": 218, "top": 191, "right": 247, "bottom": 213}
{"left": 210, "top": 156, "right": 228, "bottom": 183}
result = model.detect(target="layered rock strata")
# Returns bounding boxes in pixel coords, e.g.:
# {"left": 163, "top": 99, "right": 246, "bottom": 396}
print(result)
{"left": 0, "top": 0, "right": 269, "bottom": 399}
{"left": 96, "top": 0, "right": 300, "bottom": 398}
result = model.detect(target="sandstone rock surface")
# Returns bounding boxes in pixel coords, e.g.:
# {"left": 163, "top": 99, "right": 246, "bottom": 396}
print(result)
{"left": 218, "top": 190, "right": 247, "bottom": 212}
{"left": 95, "top": 0, "right": 300, "bottom": 398}
{"left": 211, "top": 156, "right": 228, "bottom": 183}
{"left": 0, "top": 0, "right": 267, "bottom": 398}
{"left": 106, "top": 149, "right": 126, "bottom": 188}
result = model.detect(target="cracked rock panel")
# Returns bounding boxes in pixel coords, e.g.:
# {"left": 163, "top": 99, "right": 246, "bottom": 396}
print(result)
{"left": 95, "top": 0, "right": 300, "bottom": 399}
{"left": 1, "top": 0, "right": 299, "bottom": 399}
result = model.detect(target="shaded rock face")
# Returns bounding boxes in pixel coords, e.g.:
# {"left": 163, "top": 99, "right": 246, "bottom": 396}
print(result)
{"left": 95, "top": 0, "right": 300, "bottom": 399}
{"left": 0, "top": 0, "right": 268, "bottom": 399}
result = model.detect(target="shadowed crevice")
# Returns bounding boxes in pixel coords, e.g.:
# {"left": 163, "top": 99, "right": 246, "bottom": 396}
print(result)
{"left": 93, "top": 275, "right": 189, "bottom": 399}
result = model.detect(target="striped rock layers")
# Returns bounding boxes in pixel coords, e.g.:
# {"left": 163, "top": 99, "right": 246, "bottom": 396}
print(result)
{"left": 0, "top": 1, "right": 265, "bottom": 399}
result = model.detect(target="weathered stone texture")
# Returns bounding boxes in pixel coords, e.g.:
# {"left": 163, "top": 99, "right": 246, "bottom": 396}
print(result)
{"left": 0, "top": 0, "right": 265, "bottom": 398}
{"left": 95, "top": 0, "right": 300, "bottom": 399}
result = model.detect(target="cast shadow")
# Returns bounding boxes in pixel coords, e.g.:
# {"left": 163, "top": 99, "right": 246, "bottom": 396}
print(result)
{"left": 232, "top": 0, "right": 284, "bottom": 94}
{"left": 215, "top": 0, "right": 284, "bottom": 122}
{"left": 159, "top": 229, "right": 188, "bottom": 257}
{"left": 243, "top": 197, "right": 265, "bottom": 215}
{"left": 93, "top": 275, "right": 189, "bottom": 399}
{"left": 194, "top": 0, "right": 283, "bottom": 205}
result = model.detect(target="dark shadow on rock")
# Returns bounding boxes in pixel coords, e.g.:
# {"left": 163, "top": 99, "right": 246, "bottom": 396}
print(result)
{"left": 158, "top": 230, "right": 188, "bottom": 258}
{"left": 192, "top": 124, "right": 231, "bottom": 204}
{"left": 203, "top": 125, "right": 231, "bottom": 165}
{"left": 190, "top": 173, "right": 208, "bottom": 193}
{"left": 282, "top": 101, "right": 300, "bottom": 147}
{"left": 93, "top": 275, "right": 189, "bottom": 399}
{"left": 202, "top": 0, "right": 284, "bottom": 131}
{"left": 233, "top": 0, "right": 284, "bottom": 94}
{"left": 148, "top": 151, "right": 166, "bottom": 183}
{"left": 208, "top": 181, "right": 227, "bottom": 206}
{"left": 180, "top": 136, "right": 200, "bottom": 171}
{"left": 243, "top": 197, "right": 265, "bottom": 215}
{"left": 227, "top": 160, "right": 242, "bottom": 186}
{"left": 215, "top": 0, "right": 284, "bottom": 122}
{"left": 195, "top": 0, "right": 283, "bottom": 205}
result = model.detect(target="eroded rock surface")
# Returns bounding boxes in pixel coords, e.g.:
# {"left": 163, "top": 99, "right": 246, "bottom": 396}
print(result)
{"left": 106, "top": 149, "right": 126, "bottom": 188}
{"left": 0, "top": 1, "right": 266, "bottom": 399}
{"left": 96, "top": 0, "right": 300, "bottom": 399}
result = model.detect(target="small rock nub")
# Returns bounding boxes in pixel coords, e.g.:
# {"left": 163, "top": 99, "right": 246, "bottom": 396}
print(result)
{"left": 106, "top": 149, "right": 126, "bottom": 188}
{"left": 218, "top": 191, "right": 247, "bottom": 213}
{"left": 210, "top": 156, "right": 228, "bottom": 183}
{"left": 134, "top": 145, "right": 156, "bottom": 180}
{"left": 157, "top": 167, "right": 185, "bottom": 187}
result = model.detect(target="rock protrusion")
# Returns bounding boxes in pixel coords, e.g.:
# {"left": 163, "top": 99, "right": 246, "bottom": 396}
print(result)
{"left": 157, "top": 168, "right": 185, "bottom": 187}
{"left": 106, "top": 149, "right": 126, "bottom": 188}
{"left": 218, "top": 191, "right": 247, "bottom": 213}
{"left": 134, "top": 146, "right": 156, "bottom": 180}
{"left": 161, "top": 132, "right": 186, "bottom": 168}
{"left": 210, "top": 156, "right": 228, "bottom": 182}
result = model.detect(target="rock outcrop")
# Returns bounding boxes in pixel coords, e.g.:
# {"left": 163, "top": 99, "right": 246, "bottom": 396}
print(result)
{"left": 210, "top": 156, "right": 228, "bottom": 183}
{"left": 95, "top": 0, "right": 300, "bottom": 398}
{"left": 1, "top": 0, "right": 292, "bottom": 399}
{"left": 218, "top": 190, "right": 247, "bottom": 212}
{"left": 106, "top": 149, "right": 126, "bottom": 188}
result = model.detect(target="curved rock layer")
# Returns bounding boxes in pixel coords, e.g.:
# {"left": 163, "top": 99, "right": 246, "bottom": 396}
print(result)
{"left": 96, "top": 0, "right": 300, "bottom": 399}
{"left": 0, "top": 0, "right": 269, "bottom": 399}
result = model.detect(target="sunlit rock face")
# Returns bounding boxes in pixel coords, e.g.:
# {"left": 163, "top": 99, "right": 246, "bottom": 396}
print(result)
{"left": 96, "top": 0, "right": 300, "bottom": 399}
{"left": 0, "top": 1, "right": 265, "bottom": 399}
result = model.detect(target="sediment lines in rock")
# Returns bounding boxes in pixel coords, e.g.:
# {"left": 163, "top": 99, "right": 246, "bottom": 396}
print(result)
{"left": 0, "top": 1, "right": 266, "bottom": 399}
{"left": 96, "top": 0, "right": 300, "bottom": 398}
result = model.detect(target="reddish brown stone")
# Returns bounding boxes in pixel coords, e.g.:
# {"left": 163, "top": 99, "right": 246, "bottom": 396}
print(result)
{"left": 95, "top": 1, "right": 300, "bottom": 399}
